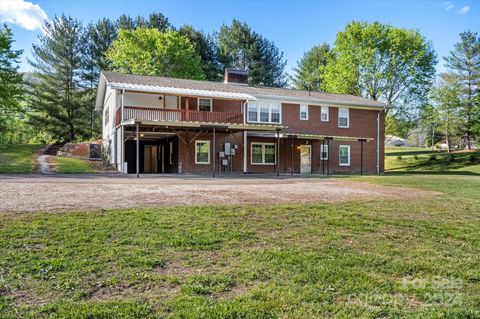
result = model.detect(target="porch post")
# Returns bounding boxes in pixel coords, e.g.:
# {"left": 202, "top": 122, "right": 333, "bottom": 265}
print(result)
{"left": 276, "top": 129, "right": 280, "bottom": 176}
{"left": 136, "top": 121, "right": 140, "bottom": 178}
{"left": 185, "top": 98, "right": 189, "bottom": 121}
{"left": 243, "top": 131, "right": 247, "bottom": 173}
{"left": 113, "top": 128, "right": 117, "bottom": 167}
{"left": 290, "top": 136, "right": 294, "bottom": 175}
{"left": 121, "top": 125, "right": 125, "bottom": 173}
{"left": 359, "top": 138, "right": 366, "bottom": 175}
{"left": 212, "top": 126, "right": 216, "bottom": 178}
{"left": 325, "top": 137, "right": 333, "bottom": 176}
{"left": 322, "top": 139, "right": 325, "bottom": 175}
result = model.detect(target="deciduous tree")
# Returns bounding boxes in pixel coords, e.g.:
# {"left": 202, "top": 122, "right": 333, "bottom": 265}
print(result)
{"left": 323, "top": 21, "right": 437, "bottom": 115}
{"left": 106, "top": 28, "right": 205, "bottom": 79}
{"left": 431, "top": 73, "right": 462, "bottom": 152}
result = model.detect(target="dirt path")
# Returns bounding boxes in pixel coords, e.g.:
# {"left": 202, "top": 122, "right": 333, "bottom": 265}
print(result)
{"left": 0, "top": 175, "right": 439, "bottom": 213}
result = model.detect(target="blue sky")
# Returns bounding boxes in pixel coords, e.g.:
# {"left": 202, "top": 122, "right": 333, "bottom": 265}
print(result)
{"left": 1, "top": 0, "right": 478, "bottom": 76}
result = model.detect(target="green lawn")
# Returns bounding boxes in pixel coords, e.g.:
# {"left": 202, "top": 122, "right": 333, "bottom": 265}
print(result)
{"left": 51, "top": 156, "right": 95, "bottom": 173}
{"left": 1, "top": 174, "right": 480, "bottom": 318}
{"left": 0, "top": 144, "right": 44, "bottom": 173}
{"left": 385, "top": 146, "right": 480, "bottom": 174}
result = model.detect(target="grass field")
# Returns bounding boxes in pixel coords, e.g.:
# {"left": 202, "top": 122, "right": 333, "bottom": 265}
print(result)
{"left": 385, "top": 147, "right": 480, "bottom": 174}
{"left": 50, "top": 156, "right": 95, "bottom": 173}
{"left": 1, "top": 174, "right": 479, "bottom": 318}
{"left": 0, "top": 144, "right": 44, "bottom": 173}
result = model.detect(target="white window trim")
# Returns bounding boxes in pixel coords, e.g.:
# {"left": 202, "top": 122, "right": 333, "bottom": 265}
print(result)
{"left": 197, "top": 98, "right": 212, "bottom": 111}
{"left": 338, "top": 107, "right": 350, "bottom": 128}
{"left": 195, "top": 140, "right": 210, "bottom": 165}
{"left": 246, "top": 101, "right": 282, "bottom": 124}
{"left": 339, "top": 145, "right": 351, "bottom": 166}
{"left": 251, "top": 142, "right": 276, "bottom": 165}
{"left": 321, "top": 106, "right": 329, "bottom": 122}
{"left": 320, "top": 144, "right": 328, "bottom": 160}
{"left": 300, "top": 104, "right": 308, "bottom": 120}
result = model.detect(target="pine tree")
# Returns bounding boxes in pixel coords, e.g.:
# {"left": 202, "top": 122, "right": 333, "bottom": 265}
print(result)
{"left": 178, "top": 25, "right": 222, "bottom": 81}
{"left": 444, "top": 31, "right": 480, "bottom": 149}
{"left": 217, "top": 19, "right": 287, "bottom": 87}
{"left": 0, "top": 24, "right": 23, "bottom": 132}
{"left": 431, "top": 73, "right": 462, "bottom": 152}
{"left": 292, "top": 43, "right": 330, "bottom": 91}
{"left": 81, "top": 18, "right": 117, "bottom": 139}
{"left": 28, "top": 15, "right": 86, "bottom": 142}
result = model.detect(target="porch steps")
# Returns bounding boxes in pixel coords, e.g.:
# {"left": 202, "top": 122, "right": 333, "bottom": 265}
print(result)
{"left": 43, "top": 143, "right": 65, "bottom": 156}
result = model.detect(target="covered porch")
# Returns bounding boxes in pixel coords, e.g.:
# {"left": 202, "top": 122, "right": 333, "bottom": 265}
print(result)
{"left": 116, "top": 119, "right": 284, "bottom": 177}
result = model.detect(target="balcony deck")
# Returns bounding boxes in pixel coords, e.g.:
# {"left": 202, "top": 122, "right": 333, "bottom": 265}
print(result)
{"left": 116, "top": 106, "right": 243, "bottom": 126}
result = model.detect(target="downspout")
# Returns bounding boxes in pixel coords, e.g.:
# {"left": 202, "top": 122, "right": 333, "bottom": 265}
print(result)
{"left": 121, "top": 89, "right": 125, "bottom": 122}
{"left": 121, "top": 89, "right": 125, "bottom": 173}
{"left": 243, "top": 131, "right": 248, "bottom": 173}
{"left": 376, "top": 110, "right": 381, "bottom": 175}
{"left": 243, "top": 99, "right": 249, "bottom": 174}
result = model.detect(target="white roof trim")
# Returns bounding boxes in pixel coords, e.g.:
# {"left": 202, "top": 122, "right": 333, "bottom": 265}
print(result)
{"left": 252, "top": 94, "right": 384, "bottom": 109}
{"left": 109, "top": 82, "right": 257, "bottom": 101}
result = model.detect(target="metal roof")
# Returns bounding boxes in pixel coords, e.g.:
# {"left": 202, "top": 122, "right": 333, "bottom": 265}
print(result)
{"left": 96, "top": 71, "right": 387, "bottom": 110}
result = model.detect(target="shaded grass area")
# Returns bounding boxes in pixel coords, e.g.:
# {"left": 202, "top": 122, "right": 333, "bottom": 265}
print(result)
{"left": 50, "top": 156, "right": 95, "bottom": 173}
{"left": 0, "top": 144, "right": 44, "bottom": 173}
{"left": 1, "top": 175, "right": 480, "bottom": 318}
{"left": 385, "top": 147, "right": 480, "bottom": 175}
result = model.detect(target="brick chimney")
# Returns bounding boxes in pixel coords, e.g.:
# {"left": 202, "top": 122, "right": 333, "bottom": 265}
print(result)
{"left": 224, "top": 68, "right": 249, "bottom": 85}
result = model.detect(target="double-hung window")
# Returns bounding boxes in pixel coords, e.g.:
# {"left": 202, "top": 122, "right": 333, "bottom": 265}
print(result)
{"left": 300, "top": 104, "right": 308, "bottom": 120}
{"left": 338, "top": 108, "right": 349, "bottom": 128}
{"left": 320, "top": 144, "right": 328, "bottom": 160}
{"left": 260, "top": 104, "right": 269, "bottom": 122}
{"left": 321, "top": 106, "right": 329, "bottom": 122}
{"left": 251, "top": 143, "right": 275, "bottom": 165}
{"left": 247, "top": 102, "right": 281, "bottom": 124}
{"left": 339, "top": 145, "right": 351, "bottom": 166}
{"left": 195, "top": 140, "right": 210, "bottom": 164}
{"left": 247, "top": 103, "right": 258, "bottom": 122}
{"left": 198, "top": 98, "right": 212, "bottom": 112}
{"left": 271, "top": 104, "right": 281, "bottom": 123}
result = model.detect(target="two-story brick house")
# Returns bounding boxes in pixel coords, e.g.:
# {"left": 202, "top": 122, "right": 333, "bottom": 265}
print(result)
{"left": 95, "top": 69, "right": 386, "bottom": 176}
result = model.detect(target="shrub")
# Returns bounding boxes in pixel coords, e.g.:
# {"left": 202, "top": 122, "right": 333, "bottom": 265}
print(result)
{"left": 429, "top": 154, "right": 437, "bottom": 161}
{"left": 469, "top": 154, "right": 477, "bottom": 164}
{"left": 414, "top": 155, "right": 419, "bottom": 160}
{"left": 397, "top": 155, "right": 402, "bottom": 160}
{"left": 448, "top": 154, "right": 455, "bottom": 162}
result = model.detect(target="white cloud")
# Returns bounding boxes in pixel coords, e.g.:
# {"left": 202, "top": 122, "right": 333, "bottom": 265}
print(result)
{"left": 444, "top": 2, "right": 454, "bottom": 11}
{"left": 458, "top": 5, "right": 470, "bottom": 14}
{"left": 0, "top": 0, "right": 48, "bottom": 31}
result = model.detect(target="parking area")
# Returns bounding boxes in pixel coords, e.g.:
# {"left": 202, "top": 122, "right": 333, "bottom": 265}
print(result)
{"left": 0, "top": 174, "right": 437, "bottom": 213}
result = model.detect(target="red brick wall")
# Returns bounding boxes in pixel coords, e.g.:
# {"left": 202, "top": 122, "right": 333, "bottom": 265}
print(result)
{"left": 175, "top": 127, "right": 383, "bottom": 175}
{"left": 246, "top": 135, "right": 379, "bottom": 174}
{"left": 279, "top": 103, "right": 384, "bottom": 173}
{"left": 145, "top": 101, "right": 385, "bottom": 175}
{"left": 177, "top": 131, "right": 244, "bottom": 174}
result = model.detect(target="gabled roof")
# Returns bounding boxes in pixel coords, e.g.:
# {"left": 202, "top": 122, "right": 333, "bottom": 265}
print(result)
{"left": 96, "top": 71, "right": 387, "bottom": 110}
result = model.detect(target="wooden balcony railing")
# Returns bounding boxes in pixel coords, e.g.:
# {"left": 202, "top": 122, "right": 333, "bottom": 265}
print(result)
{"left": 120, "top": 106, "right": 244, "bottom": 125}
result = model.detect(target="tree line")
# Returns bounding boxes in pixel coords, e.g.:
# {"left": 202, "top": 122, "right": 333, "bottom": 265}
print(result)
{"left": 0, "top": 14, "right": 478, "bottom": 149}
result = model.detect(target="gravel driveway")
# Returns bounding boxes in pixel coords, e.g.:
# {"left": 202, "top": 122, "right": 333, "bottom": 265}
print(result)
{"left": 0, "top": 174, "right": 437, "bottom": 213}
